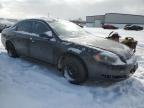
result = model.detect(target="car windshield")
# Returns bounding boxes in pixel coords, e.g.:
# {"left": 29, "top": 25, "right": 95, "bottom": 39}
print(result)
{"left": 48, "top": 20, "right": 89, "bottom": 39}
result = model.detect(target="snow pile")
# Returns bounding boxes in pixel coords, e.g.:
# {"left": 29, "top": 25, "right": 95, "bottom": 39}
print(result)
{"left": 0, "top": 29, "right": 144, "bottom": 108}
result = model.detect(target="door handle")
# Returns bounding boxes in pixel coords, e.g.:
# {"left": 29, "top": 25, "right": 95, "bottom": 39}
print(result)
{"left": 30, "top": 37, "right": 35, "bottom": 42}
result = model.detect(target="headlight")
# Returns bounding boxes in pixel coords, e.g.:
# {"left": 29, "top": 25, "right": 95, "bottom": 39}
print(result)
{"left": 94, "top": 51, "right": 125, "bottom": 65}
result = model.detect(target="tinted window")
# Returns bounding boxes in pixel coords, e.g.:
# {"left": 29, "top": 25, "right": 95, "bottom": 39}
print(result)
{"left": 32, "top": 21, "right": 49, "bottom": 34}
{"left": 17, "top": 21, "right": 32, "bottom": 32}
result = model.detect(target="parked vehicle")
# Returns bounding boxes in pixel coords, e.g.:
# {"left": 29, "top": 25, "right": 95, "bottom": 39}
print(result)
{"left": 124, "top": 25, "right": 143, "bottom": 31}
{"left": 1, "top": 18, "right": 138, "bottom": 84}
{"left": 0, "top": 23, "right": 12, "bottom": 33}
{"left": 102, "top": 24, "right": 118, "bottom": 29}
{"left": 0, "top": 24, "right": 6, "bottom": 33}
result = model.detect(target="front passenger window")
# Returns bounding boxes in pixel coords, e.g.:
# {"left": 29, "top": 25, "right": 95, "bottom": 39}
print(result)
{"left": 33, "top": 22, "right": 49, "bottom": 34}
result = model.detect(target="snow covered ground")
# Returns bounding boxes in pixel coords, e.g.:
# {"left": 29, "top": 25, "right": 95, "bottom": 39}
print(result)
{"left": 0, "top": 28, "right": 144, "bottom": 108}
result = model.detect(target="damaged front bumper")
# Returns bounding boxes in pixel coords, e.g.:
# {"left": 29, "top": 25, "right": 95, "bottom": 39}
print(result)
{"left": 86, "top": 55, "right": 138, "bottom": 81}
{"left": 101, "top": 62, "right": 138, "bottom": 80}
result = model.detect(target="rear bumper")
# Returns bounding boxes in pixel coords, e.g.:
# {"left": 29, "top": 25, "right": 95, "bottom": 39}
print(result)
{"left": 87, "top": 59, "right": 138, "bottom": 81}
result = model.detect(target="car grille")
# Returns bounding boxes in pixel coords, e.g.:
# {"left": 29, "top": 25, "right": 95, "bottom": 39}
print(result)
{"left": 102, "top": 74, "right": 128, "bottom": 79}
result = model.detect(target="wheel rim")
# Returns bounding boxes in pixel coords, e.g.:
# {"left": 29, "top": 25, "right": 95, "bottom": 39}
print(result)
{"left": 64, "top": 65, "right": 78, "bottom": 82}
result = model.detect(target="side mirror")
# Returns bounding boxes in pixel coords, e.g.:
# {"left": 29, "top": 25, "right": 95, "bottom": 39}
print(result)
{"left": 45, "top": 31, "right": 53, "bottom": 37}
{"left": 39, "top": 31, "right": 53, "bottom": 39}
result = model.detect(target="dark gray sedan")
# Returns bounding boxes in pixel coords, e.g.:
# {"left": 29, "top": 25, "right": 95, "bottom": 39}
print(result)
{"left": 1, "top": 18, "right": 138, "bottom": 84}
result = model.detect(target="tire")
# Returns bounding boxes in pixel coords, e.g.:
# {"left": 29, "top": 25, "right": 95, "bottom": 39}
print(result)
{"left": 6, "top": 42, "right": 18, "bottom": 58}
{"left": 62, "top": 56, "right": 87, "bottom": 84}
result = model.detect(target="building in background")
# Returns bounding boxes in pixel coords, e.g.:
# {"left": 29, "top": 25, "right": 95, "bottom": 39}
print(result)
{"left": 86, "top": 13, "right": 144, "bottom": 28}
{"left": 86, "top": 15, "right": 104, "bottom": 27}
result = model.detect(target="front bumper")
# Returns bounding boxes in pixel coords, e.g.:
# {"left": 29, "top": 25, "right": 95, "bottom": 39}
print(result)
{"left": 86, "top": 56, "right": 138, "bottom": 81}
{"left": 100, "top": 62, "right": 138, "bottom": 80}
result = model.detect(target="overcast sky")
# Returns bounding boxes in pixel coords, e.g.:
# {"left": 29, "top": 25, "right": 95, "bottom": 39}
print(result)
{"left": 0, "top": 0, "right": 144, "bottom": 20}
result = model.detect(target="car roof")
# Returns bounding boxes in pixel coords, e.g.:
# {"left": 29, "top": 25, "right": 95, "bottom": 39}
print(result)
{"left": 15, "top": 17, "right": 71, "bottom": 27}
{"left": 19, "top": 17, "right": 59, "bottom": 23}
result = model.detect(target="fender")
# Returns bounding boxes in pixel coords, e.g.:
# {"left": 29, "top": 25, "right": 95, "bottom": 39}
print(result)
{"left": 67, "top": 47, "right": 82, "bottom": 54}
{"left": 57, "top": 47, "right": 86, "bottom": 71}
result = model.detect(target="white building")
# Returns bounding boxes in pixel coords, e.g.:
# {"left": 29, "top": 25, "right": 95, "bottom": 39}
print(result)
{"left": 86, "top": 13, "right": 144, "bottom": 28}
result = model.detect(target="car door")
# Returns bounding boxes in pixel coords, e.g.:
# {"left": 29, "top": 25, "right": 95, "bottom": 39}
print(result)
{"left": 29, "top": 20, "right": 55, "bottom": 63}
{"left": 14, "top": 20, "right": 32, "bottom": 56}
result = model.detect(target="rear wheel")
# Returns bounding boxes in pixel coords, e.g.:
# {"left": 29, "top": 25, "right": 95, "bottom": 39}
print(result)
{"left": 6, "top": 42, "right": 18, "bottom": 58}
{"left": 62, "top": 56, "right": 87, "bottom": 84}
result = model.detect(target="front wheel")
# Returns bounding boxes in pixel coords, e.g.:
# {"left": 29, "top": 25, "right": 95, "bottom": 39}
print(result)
{"left": 62, "top": 56, "right": 87, "bottom": 84}
{"left": 6, "top": 42, "right": 18, "bottom": 58}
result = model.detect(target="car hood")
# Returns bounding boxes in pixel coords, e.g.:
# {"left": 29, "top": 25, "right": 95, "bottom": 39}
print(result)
{"left": 64, "top": 35, "right": 133, "bottom": 60}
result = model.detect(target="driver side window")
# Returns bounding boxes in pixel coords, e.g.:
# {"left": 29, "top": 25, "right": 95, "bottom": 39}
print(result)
{"left": 32, "top": 21, "right": 49, "bottom": 34}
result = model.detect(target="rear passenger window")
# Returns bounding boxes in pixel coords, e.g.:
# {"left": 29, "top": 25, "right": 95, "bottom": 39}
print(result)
{"left": 32, "top": 21, "right": 49, "bottom": 34}
{"left": 17, "top": 21, "right": 32, "bottom": 33}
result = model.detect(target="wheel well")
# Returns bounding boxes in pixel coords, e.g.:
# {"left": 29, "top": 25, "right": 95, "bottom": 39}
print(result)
{"left": 5, "top": 40, "right": 13, "bottom": 49}
{"left": 57, "top": 53, "right": 88, "bottom": 77}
